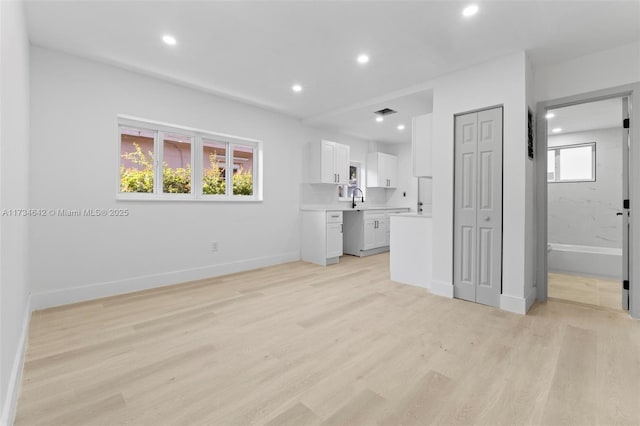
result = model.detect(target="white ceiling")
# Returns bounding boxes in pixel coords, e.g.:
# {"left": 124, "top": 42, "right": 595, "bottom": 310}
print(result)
{"left": 547, "top": 98, "right": 624, "bottom": 135}
{"left": 308, "top": 89, "right": 434, "bottom": 144}
{"left": 24, "top": 1, "right": 639, "bottom": 143}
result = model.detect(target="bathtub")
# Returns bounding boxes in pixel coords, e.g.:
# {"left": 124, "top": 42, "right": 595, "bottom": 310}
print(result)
{"left": 547, "top": 243, "right": 622, "bottom": 279}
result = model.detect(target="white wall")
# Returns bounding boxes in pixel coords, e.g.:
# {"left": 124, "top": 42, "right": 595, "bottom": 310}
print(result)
{"left": 548, "top": 128, "right": 623, "bottom": 248}
{"left": 534, "top": 41, "right": 640, "bottom": 103}
{"left": 0, "top": 0, "right": 31, "bottom": 424}
{"left": 431, "top": 52, "right": 534, "bottom": 312}
{"left": 525, "top": 54, "right": 537, "bottom": 312}
{"left": 29, "top": 47, "right": 309, "bottom": 307}
{"left": 382, "top": 142, "right": 416, "bottom": 210}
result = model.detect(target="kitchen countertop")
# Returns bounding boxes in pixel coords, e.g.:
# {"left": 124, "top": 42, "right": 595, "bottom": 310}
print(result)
{"left": 300, "top": 205, "right": 410, "bottom": 212}
{"left": 389, "top": 212, "right": 432, "bottom": 218}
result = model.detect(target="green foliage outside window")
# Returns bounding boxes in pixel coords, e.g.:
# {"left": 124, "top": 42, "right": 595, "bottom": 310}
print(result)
{"left": 120, "top": 143, "right": 154, "bottom": 193}
{"left": 120, "top": 143, "right": 253, "bottom": 195}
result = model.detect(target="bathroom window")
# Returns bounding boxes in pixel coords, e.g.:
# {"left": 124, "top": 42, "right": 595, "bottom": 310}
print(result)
{"left": 547, "top": 142, "right": 596, "bottom": 183}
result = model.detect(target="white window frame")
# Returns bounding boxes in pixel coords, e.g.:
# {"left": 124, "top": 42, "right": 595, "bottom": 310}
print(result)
{"left": 547, "top": 142, "right": 596, "bottom": 183}
{"left": 117, "top": 115, "right": 263, "bottom": 201}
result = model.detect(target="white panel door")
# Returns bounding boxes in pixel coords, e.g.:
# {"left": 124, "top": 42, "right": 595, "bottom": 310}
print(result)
{"left": 454, "top": 112, "right": 479, "bottom": 303}
{"left": 475, "top": 108, "right": 503, "bottom": 307}
{"left": 454, "top": 107, "right": 503, "bottom": 307}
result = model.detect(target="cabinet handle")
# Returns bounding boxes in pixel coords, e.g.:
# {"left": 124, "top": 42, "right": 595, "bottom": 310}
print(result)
{"left": 337, "top": 173, "right": 340, "bottom": 182}
{"left": 341, "top": 224, "right": 343, "bottom": 233}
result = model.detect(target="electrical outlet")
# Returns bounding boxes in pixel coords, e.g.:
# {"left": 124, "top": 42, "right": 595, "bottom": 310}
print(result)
{"left": 211, "top": 242, "right": 218, "bottom": 252}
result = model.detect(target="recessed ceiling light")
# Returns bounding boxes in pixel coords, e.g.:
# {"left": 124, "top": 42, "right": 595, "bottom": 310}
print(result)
{"left": 376, "top": 116, "right": 384, "bottom": 123}
{"left": 462, "top": 4, "right": 479, "bottom": 17}
{"left": 545, "top": 112, "right": 555, "bottom": 119}
{"left": 292, "top": 84, "right": 303, "bottom": 93}
{"left": 357, "top": 54, "right": 369, "bottom": 64}
{"left": 162, "top": 35, "right": 177, "bottom": 46}
{"left": 552, "top": 127, "right": 562, "bottom": 133}
{"left": 397, "top": 124, "right": 405, "bottom": 131}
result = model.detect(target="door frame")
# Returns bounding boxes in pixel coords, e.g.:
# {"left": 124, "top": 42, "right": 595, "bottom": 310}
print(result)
{"left": 535, "top": 83, "right": 640, "bottom": 318}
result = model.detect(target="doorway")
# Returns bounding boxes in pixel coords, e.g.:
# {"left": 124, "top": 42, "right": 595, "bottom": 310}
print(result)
{"left": 545, "top": 98, "right": 627, "bottom": 309}
{"left": 453, "top": 106, "right": 503, "bottom": 308}
{"left": 536, "top": 84, "right": 640, "bottom": 318}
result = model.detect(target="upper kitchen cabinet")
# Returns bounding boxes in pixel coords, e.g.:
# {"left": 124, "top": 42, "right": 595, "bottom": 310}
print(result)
{"left": 412, "top": 113, "right": 432, "bottom": 177}
{"left": 366, "top": 152, "right": 397, "bottom": 188}
{"left": 306, "top": 140, "right": 350, "bottom": 184}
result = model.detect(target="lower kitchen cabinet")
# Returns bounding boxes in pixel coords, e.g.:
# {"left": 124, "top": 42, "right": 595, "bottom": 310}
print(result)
{"left": 301, "top": 210, "right": 343, "bottom": 266}
{"left": 343, "top": 209, "right": 408, "bottom": 256}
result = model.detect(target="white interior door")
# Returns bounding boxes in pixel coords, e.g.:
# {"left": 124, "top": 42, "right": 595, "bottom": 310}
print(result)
{"left": 454, "top": 107, "right": 503, "bottom": 307}
{"left": 454, "top": 112, "right": 478, "bottom": 302}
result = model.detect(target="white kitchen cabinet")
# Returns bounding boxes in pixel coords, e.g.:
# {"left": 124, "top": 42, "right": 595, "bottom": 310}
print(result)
{"left": 412, "top": 113, "right": 432, "bottom": 177}
{"left": 366, "top": 152, "right": 397, "bottom": 188}
{"left": 363, "top": 212, "right": 386, "bottom": 250}
{"left": 343, "top": 208, "right": 409, "bottom": 256}
{"left": 326, "top": 213, "right": 344, "bottom": 259}
{"left": 301, "top": 210, "right": 343, "bottom": 266}
{"left": 307, "top": 140, "right": 350, "bottom": 184}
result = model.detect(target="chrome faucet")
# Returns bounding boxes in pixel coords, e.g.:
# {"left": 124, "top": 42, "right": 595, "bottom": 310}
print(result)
{"left": 352, "top": 187, "right": 364, "bottom": 209}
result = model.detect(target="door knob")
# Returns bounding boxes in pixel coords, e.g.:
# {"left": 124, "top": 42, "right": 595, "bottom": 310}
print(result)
{"left": 617, "top": 212, "right": 623, "bottom": 216}
{"left": 483, "top": 216, "right": 490, "bottom": 221}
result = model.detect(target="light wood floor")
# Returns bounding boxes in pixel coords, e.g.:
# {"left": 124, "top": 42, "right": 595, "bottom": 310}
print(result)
{"left": 15, "top": 253, "right": 640, "bottom": 425}
{"left": 548, "top": 272, "right": 622, "bottom": 311}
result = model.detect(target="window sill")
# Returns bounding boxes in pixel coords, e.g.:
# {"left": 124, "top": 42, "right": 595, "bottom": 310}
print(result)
{"left": 116, "top": 194, "right": 263, "bottom": 202}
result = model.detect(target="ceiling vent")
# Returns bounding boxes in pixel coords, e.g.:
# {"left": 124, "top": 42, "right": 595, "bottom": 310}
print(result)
{"left": 374, "top": 108, "right": 397, "bottom": 116}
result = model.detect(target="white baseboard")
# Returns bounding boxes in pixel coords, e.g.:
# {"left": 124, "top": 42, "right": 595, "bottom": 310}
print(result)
{"left": 430, "top": 280, "right": 454, "bottom": 298}
{"left": 31, "top": 251, "right": 300, "bottom": 310}
{"left": 525, "top": 286, "right": 537, "bottom": 312}
{"left": 1, "top": 295, "right": 31, "bottom": 426}
{"left": 500, "top": 288, "right": 536, "bottom": 315}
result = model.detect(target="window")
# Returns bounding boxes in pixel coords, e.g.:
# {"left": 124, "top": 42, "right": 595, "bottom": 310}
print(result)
{"left": 163, "top": 133, "right": 193, "bottom": 194}
{"left": 547, "top": 142, "right": 595, "bottom": 183}
{"left": 338, "top": 162, "right": 363, "bottom": 201}
{"left": 119, "top": 116, "right": 262, "bottom": 201}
